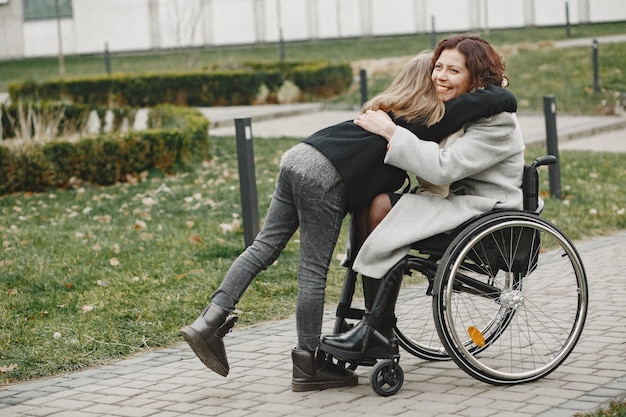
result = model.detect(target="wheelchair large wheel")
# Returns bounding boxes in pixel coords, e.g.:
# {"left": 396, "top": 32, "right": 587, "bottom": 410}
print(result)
{"left": 394, "top": 257, "right": 450, "bottom": 361}
{"left": 433, "top": 211, "right": 588, "bottom": 385}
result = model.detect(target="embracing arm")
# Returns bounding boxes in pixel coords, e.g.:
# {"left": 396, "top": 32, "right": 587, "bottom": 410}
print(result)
{"left": 396, "top": 85, "right": 518, "bottom": 141}
{"left": 385, "top": 112, "right": 524, "bottom": 185}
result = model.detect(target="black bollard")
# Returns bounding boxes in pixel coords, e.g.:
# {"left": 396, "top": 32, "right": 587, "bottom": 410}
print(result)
{"left": 234, "top": 118, "right": 260, "bottom": 247}
{"left": 592, "top": 39, "right": 600, "bottom": 93}
{"left": 360, "top": 69, "right": 368, "bottom": 105}
{"left": 543, "top": 95, "right": 562, "bottom": 199}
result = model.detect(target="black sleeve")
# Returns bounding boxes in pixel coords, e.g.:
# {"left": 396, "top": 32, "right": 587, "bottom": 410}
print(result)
{"left": 394, "top": 85, "right": 517, "bottom": 143}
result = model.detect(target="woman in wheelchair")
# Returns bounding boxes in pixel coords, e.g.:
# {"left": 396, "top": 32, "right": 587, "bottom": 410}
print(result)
{"left": 320, "top": 35, "right": 526, "bottom": 361}
{"left": 181, "top": 50, "right": 517, "bottom": 392}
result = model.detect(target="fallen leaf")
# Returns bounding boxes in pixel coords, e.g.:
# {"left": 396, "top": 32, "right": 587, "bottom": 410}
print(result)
{"left": 109, "top": 257, "right": 120, "bottom": 266}
{"left": 0, "top": 364, "right": 18, "bottom": 373}
{"left": 142, "top": 197, "right": 157, "bottom": 206}
{"left": 188, "top": 234, "right": 203, "bottom": 244}
{"left": 133, "top": 220, "right": 147, "bottom": 230}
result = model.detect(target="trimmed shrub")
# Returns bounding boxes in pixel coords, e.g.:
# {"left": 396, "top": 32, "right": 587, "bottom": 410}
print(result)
{"left": 0, "top": 105, "right": 209, "bottom": 195}
{"left": 8, "top": 62, "right": 353, "bottom": 107}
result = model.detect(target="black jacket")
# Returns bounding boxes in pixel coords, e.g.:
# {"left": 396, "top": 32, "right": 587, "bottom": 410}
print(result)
{"left": 304, "top": 86, "right": 517, "bottom": 210}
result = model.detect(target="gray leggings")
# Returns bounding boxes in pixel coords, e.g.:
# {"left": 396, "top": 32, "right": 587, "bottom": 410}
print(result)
{"left": 211, "top": 166, "right": 348, "bottom": 351}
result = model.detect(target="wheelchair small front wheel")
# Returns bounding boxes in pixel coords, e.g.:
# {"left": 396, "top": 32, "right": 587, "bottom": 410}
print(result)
{"left": 370, "top": 360, "right": 404, "bottom": 396}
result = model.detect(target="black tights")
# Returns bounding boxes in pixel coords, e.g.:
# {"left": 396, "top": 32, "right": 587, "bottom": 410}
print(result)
{"left": 353, "top": 192, "right": 400, "bottom": 252}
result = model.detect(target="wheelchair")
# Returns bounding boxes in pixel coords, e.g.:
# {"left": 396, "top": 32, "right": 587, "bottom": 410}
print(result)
{"left": 322, "top": 156, "right": 588, "bottom": 396}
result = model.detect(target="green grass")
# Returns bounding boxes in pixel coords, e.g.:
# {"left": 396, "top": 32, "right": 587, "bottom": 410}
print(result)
{"left": 1, "top": 136, "right": 625, "bottom": 385}
{"left": 577, "top": 398, "right": 626, "bottom": 417}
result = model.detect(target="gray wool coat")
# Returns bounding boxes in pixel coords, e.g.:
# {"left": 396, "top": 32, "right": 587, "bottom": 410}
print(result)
{"left": 352, "top": 112, "right": 526, "bottom": 279}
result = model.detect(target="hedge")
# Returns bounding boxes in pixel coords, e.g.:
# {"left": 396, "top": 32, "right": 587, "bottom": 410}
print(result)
{"left": 0, "top": 105, "right": 209, "bottom": 194}
{"left": 8, "top": 62, "right": 353, "bottom": 107}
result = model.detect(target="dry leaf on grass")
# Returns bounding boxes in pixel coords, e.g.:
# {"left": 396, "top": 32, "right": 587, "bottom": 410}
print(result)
{"left": 0, "top": 364, "right": 18, "bottom": 373}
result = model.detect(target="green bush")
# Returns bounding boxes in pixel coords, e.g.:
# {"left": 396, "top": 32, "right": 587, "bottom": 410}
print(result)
{"left": 8, "top": 62, "right": 353, "bottom": 107}
{"left": 0, "top": 105, "right": 209, "bottom": 194}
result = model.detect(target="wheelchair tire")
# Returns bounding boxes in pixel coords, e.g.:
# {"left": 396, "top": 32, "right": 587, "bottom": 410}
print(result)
{"left": 432, "top": 211, "right": 588, "bottom": 385}
{"left": 370, "top": 360, "right": 404, "bottom": 397}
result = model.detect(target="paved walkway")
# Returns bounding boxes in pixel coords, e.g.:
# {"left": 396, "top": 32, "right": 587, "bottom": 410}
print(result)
{"left": 1, "top": 229, "right": 625, "bottom": 417}
{"left": 199, "top": 103, "right": 626, "bottom": 152}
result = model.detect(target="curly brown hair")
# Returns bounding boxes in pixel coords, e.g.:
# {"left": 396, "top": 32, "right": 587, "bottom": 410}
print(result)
{"left": 432, "top": 34, "right": 509, "bottom": 91}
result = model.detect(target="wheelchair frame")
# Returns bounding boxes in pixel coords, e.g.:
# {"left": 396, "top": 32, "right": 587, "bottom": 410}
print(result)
{"left": 325, "top": 156, "right": 589, "bottom": 396}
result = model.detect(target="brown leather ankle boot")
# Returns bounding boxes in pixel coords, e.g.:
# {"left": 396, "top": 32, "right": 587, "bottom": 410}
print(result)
{"left": 181, "top": 304, "right": 237, "bottom": 377}
{"left": 291, "top": 348, "right": 358, "bottom": 391}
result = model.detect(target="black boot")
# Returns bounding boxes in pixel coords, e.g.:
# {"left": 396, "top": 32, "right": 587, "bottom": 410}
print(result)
{"left": 322, "top": 276, "right": 394, "bottom": 360}
{"left": 291, "top": 348, "right": 358, "bottom": 391}
{"left": 181, "top": 304, "right": 238, "bottom": 377}
{"left": 320, "top": 259, "right": 405, "bottom": 360}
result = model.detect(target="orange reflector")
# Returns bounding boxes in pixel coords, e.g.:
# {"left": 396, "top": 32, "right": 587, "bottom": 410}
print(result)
{"left": 468, "top": 326, "right": 486, "bottom": 347}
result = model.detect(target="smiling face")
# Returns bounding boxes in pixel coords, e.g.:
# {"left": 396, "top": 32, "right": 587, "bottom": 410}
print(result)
{"left": 431, "top": 48, "right": 472, "bottom": 102}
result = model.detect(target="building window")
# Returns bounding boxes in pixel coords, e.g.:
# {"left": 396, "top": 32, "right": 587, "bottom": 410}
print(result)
{"left": 23, "top": 0, "right": 73, "bottom": 21}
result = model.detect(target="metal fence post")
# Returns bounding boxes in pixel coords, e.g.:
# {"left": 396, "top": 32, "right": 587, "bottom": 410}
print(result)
{"left": 104, "top": 42, "right": 111, "bottom": 74}
{"left": 565, "top": 2, "right": 571, "bottom": 37}
{"left": 430, "top": 16, "right": 437, "bottom": 50}
{"left": 234, "top": 118, "right": 260, "bottom": 247}
{"left": 543, "top": 95, "right": 562, "bottom": 199}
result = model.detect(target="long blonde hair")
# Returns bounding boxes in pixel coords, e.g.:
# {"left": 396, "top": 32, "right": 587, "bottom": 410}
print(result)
{"left": 361, "top": 52, "right": 444, "bottom": 126}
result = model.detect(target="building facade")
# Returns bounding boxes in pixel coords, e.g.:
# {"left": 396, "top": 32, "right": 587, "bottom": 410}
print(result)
{"left": 0, "top": 0, "right": 624, "bottom": 60}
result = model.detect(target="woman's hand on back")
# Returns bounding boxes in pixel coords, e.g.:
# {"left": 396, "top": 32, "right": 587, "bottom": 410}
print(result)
{"left": 354, "top": 110, "right": 397, "bottom": 142}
